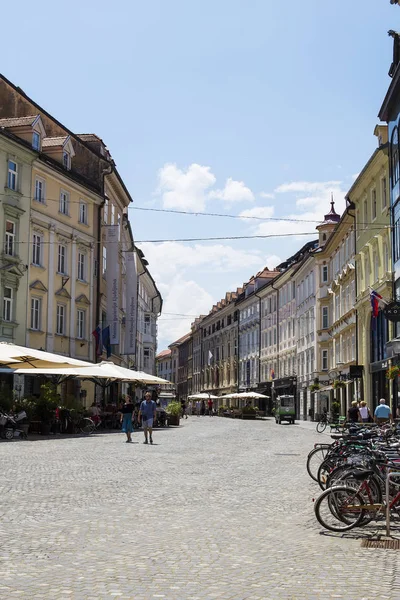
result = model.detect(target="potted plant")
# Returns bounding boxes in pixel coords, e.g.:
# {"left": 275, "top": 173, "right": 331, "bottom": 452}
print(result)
{"left": 35, "top": 383, "right": 58, "bottom": 435}
{"left": 165, "top": 401, "right": 181, "bottom": 426}
{"left": 331, "top": 401, "right": 341, "bottom": 419}
{"left": 241, "top": 406, "right": 257, "bottom": 420}
{"left": 387, "top": 365, "right": 400, "bottom": 380}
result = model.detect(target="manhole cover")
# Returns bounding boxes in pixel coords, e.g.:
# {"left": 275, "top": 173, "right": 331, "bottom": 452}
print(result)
{"left": 361, "top": 539, "right": 400, "bottom": 549}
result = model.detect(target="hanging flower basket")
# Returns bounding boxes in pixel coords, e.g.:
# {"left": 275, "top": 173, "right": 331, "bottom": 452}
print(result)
{"left": 309, "top": 383, "right": 320, "bottom": 393}
{"left": 333, "top": 380, "right": 346, "bottom": 390}
{"left": 386, "top": 365, "right": 400, "bottom": 380}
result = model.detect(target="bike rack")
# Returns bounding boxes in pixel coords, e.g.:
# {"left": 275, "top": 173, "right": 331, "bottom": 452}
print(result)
{"left": 385, "top": 471, "right": 400, "bottom": 537}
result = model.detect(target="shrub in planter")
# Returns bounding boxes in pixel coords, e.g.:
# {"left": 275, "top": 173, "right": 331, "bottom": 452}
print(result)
{"left": 333, "top": 380, "right": 345, "bottom": 390}
{"left": 309, "top": 383, "right": 320, "bottom": 393}
{"left": 241, "top": 406, "right": 257, "bottom": 419}
{"left": 34, "top": 383, "right": 58, "bottom": 434}
{"left": 331, "top": 401, "right": 341, "bottom": 418}
{"left": 166, "top": 401, "right": 181, "bottom": 425}
{"left": 387, "top": 366, "right": 400, "bottom": 380}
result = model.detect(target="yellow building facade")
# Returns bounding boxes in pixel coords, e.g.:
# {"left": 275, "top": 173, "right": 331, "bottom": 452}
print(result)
{"left": 349, "top": 126, "right": 392, "bottom": 409}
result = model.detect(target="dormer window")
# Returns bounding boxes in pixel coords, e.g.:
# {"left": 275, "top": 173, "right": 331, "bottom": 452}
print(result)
{"left": 63, "top": 151, "right": 71, "bottom": 170}
{"left": 32, "top": 131, "right": 41, "bottom": 151}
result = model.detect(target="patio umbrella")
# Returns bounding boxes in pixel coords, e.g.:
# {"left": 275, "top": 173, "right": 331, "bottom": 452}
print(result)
{"left": 228, "top": 392, "right": 270, "bottom": 399}
{"left": 14, "top": 361, "right": 171, "bottom": 388}
{"left": 188, "top": 393, "right": 219, "bottom": 400}
{"left": 0, "top": 342, "right": 93, "bottom": 369}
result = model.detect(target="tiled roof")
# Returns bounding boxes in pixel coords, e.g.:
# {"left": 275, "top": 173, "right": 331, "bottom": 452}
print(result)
{"left": 0, "top": 115, "right": 39, "bottom": 128}
{"left": 42, "top": 136, "right": 68, "bottom": 148}
{"left": 169, "top": 332, "right": 191, "bottom": 346}
{"left": 156, "top": 349, "right": 171, "bottom": 359}
{"left": 78, "top": 133, "right": 104, "bottom": 143}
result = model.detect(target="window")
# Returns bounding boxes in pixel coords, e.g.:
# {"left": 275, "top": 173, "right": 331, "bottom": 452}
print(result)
{"left": 322, "top": 306, "right": 329, "bottom": 329}
{"left": 102, "top": 246, "right": 107, "bottom": 275}
{"left": 372, "top": 188, "right": 377, "bottom": 220}
{"left": 3, "top": 287, "right": 12, "bottom": 322}
{"left": 57, "top": 244, "right": 67, "bottom": 274}
{"left": 7, "top": 160, "right": 17, "bottom": 190}
{"left": 144, "top": 314, "right": 151, "bottom": 334}
{"left": 104, "top": 199, "right": 109, "bottom": 223}
{"left": 59, "top": 190, "right": 69, "bottom": 215}
{"left": 32, "top": 131, "right": 41, "bottom": 151}
{"left": 374, "top": 251, "right": 379, "bottom": 283}
{"left": 34, "top": 177, "right": 45, "bottom": 203}
{"left": 144, "top": 347, "right": 150, "bottom": 369}
{"left": 79, "top": 201, "right": 87, "bottom": 224}
{"left": 363, "top": 199, "right": 368, "bottom": 226}
{"left": 56, "top": 304, "right": 66, "bottom": 335}
{"left": 77, "top": 252, "right": 85, "bottom": 281}
{"left": 32, "top": 234, "right": 42, "bottom": 266}
{"left": 322, "top": 349, "right": 328, "bottom": 371}
{"left": 77, "top": 309, "right": 85, "bottom": 339}
{"left": 111, "top": 203, "right": 115, "bottom": 225}
{"left": 5, "top": 221, "right": 15, "bottom": 256}
{"left": 30, "top": 298, "right": 41, "bottom": 330}
{"left": 365, "top": 255, "right": 370, "bottom": 289}
{"left": 322, "top": 265, "right": 328, "bottom": 283}
{"left": 382, "top": 177, "right": 387, "bottom": 209}
{"left": 391, "top": 127, "right": 399, "bottom": 186}
{"left": 63, "top": 151, "right": 71, "bottom": 170}
{"left": 384, "top": 241, "right": 389, "bottom": 273}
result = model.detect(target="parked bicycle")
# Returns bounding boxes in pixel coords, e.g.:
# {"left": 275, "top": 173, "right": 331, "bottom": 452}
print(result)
{"left": 59, "top": 408, "right": 95, "bottom": 435}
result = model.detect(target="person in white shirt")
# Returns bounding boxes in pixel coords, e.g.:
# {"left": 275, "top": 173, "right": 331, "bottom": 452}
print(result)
{"left": 358, "top": 401, "right": 371, "bottom": 423}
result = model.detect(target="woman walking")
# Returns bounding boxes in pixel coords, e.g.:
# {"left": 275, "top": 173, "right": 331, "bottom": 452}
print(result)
{"left": 120, "top": 395, "right": 134, "bottom": 443}
{"left": 358, "top": 401, "right": 372, "bottom": 423}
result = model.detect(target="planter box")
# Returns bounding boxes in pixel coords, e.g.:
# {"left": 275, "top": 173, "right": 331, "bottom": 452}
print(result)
{"left": 167, "top": 415, "right": 180, "bottom": 426}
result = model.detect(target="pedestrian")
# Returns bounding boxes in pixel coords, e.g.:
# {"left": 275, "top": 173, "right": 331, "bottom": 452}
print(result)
{"left": 358, "top": 401, "right": 372, "bottom": 423}
{"left": 187, "top": 400, "right": 193, "bottom": 416}
{"left": 139, "top": 391, "right": 157, "bottom": 444}
{"left": 120, "top": 395, "right": 134, "bottom": 443}
{"left": 181, "top": 399, "right": 188, "bottom": 419}
{"left": 347, "top": 400, "right": 360, "bottom": 424}
{"left": 374, "top": 398, "right": 393, "bottom": 424}
{"left": 201, "top": 399, "right": 206, "bottom": 416}
{"left": 207, "top": 397, "right": 213, "bottom": 416}
{"left": 196, "top": 400, "right": 201, "bottom": 416}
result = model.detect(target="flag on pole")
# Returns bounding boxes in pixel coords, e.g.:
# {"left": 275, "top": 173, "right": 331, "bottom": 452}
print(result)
{"left": 370, "top": 289, "right": 383, "bottom": 318}
{"left": 102, "top": 326, "right": 112, "bottom": 359}
{"left": 270, "top": 368, "right": 275, "bottom": 380}
{"left": 208, "top": 350, "right": 213, "bottom": 366}
{"left": 92, "top": 326, "right": 102, "bottom": 356}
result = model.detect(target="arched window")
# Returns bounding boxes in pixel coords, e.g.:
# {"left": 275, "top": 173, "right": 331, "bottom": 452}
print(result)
{"left": 391, "top": 126, "right": 399, "bottom": 186}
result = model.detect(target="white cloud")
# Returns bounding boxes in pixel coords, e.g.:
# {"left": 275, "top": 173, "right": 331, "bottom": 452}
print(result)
{"left": 352, "top": 173, "right": 360, "bottom": 181}
{"left": 239, "top": 206, "right": 275, "bottom": 220}
{"left": 275, "top": 181, "right": 342, "bottom": 194}
{"left": 157, "top": 163, "right": 216, "bottom": 212}
{"left": 209, "top": 177, "right": 254, "bottom": 204}
{"left": 260, "top": 192, "right": 275, "bottom": 199}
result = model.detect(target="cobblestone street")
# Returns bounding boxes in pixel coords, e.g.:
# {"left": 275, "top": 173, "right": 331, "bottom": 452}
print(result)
{"left": 1, "top": 417, "right": 400, "bottom": 599}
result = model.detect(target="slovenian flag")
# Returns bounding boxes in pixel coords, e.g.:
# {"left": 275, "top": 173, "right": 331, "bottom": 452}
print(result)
{"left": 270, "top": 368, "right": 275, "bottom": 380}
{"left": 370, "top": 289, "right": 383, "bottom": 318}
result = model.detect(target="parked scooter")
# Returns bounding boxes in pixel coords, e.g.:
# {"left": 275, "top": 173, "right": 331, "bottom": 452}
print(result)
{"left": 0, "top": 410, "right": 28, "bottom": 440}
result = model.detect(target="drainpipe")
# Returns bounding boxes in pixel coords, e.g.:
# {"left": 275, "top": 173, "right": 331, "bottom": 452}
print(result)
{"left": 346, "top": 199, "right": 360, "bottom": 403}
{"left": 96, "top": 162, "right": 114, "bottom": 362}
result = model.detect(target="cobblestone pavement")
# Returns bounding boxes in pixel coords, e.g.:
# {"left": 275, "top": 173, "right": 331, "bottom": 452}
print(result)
{"left": 1, "top": 418, "right": 400, "bottom": 599}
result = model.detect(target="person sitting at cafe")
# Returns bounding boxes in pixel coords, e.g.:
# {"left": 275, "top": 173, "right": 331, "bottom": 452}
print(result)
{"left": 374, "top": 398, "right": 393, "bottom": 424}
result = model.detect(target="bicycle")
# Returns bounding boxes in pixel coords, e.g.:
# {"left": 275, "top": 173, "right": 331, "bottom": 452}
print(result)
{"left": 316, "top": 413, "right": 344, "bottom": 434}
{"left": 59, "top": 409, "right": 95, "bottom": 435}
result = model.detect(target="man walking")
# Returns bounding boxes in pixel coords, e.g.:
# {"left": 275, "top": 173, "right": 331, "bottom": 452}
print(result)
{"left": 207, "top": 397, "right": 214, "bottom": 416}
{"left": 139, "top": 391, "right": 157, "bottom": 444}
{"left": 374, "top": 398, "right": 393, "bottom": 424}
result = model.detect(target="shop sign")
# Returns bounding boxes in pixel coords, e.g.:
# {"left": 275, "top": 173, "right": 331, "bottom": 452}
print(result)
{"left": 384, "top": 301, "right": 400, "bottom": 322}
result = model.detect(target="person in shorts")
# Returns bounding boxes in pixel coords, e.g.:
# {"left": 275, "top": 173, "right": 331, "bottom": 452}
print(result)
{"left": 374, "top": 398, "right": 393, "bottom": 424}
{"left": 139, "top": 392, "right": 157, "bottom": 444}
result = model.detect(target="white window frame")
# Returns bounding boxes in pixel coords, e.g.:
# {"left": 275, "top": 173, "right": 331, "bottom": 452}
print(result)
{"left": 371, "top": 187, "right": 377, "bottom": 221}
{"left": 144, "top": 314, "right": 151, "bottom": 335}
{"left": 382, "top": 176, "right": 387, "bottom": 210}
{"left": 7, "top": 160, "right": 17, "bottom": 190}
{"left": 30, "top": 297, "right": 41, "bottom": 330}
{"left": 56, "top": 304, "right": 66, "bottom": 335}
{"left": 322, "top": 349, "right": 328, "bottom": 371}
{"left": 77, "top": 309, "right": 85, "bottom": 339}
{"left": 77, "top": 252, "right": 86, "bottom": 282}
{"left": 34, "top": 177, "right": 45, "bottom": 203}
{"left": 32, "top": 234, "right": 42, "bottom": 266}
{"left": 322, "top": 265, "right": 328, "bottom": 283}
{"left": 63, "top": 150, "right": 71, "bottom": 170}
{"left": 5, "top": 220, "right": 15, "bottom": 256}
{"left": 322, "top": 306, "right": 329, "bottom": 329}
{"left": 3, "top": 287, "right": 13, "bottom": 322}
{"left": 32, "top": 131, "right": 41, "bottom": 151}
{"left": 57, "top": 244, "right": 67, "bottom": 274}
{"left": 111, "top": 203, "right": 115, "bottom": 225}
{"left": 104, "top": 199, "right": 109, "bottom": 223}
{"left": 59, "top": 190, "right": 69, "bottom": 215}
{"left": 79, "top": 200, "right": 88, "bottom": 225}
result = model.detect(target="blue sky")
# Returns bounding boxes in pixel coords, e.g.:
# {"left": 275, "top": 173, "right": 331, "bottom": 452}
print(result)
{"left": 3, "top": 0, "right": 399, "bottom": 348}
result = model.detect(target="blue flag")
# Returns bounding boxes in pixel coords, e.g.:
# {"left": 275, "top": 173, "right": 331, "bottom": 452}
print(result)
{"left": 102, "top": 326, "right": 111, "bottom": 359}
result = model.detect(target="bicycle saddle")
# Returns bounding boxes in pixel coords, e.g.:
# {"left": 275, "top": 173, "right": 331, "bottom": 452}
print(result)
{"left": 349, "top": 470, "right": 375, "bottom": 480}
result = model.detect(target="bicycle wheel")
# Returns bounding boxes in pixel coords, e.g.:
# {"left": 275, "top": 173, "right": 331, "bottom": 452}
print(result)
{"left": 79, "top": 418, "right": 95, "bottom": 435}
{"left": 316, "top": 420, "right": 327, "bottom": 433}
{"left": 307, "top": 446, "right": 330, "bottom": 482}
{"left": 314, "top": 486, "right": 365, "bottom": 532}
{"left": 317, "top": 458, "right": 337, "bottom": 490}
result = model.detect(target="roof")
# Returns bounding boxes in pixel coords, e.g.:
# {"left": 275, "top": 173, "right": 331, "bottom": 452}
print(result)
{"left": 42, "top": 136, "right": 68, "bottom": 148}
{"left": 0, "top": 115, "right": 38, "bottom": 127}
{"left": 156, "top": 349, "right": 172, "bottom": 359}
{"left": 169, "top": 332, "right": 191, "bottom": 347}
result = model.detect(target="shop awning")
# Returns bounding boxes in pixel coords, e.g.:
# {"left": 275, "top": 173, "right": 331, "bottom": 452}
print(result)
{"left": 0, "top": 342, "right": 93, "bottom": 369}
